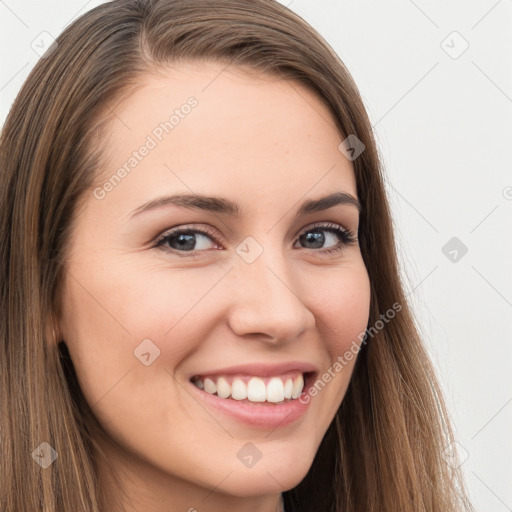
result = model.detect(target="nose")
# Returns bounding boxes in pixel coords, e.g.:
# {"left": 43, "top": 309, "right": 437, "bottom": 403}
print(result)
{"left": 226, "top": 247, "right": 316, "bottom": 344}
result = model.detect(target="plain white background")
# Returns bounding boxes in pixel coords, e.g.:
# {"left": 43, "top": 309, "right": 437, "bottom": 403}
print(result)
{"left": 1, "top": 1, "right": 511, "bottom": 510}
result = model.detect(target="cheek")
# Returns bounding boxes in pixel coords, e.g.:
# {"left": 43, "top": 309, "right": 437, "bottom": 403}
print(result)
{"left": 307, "top": 260, "right": 371, "bottom": 354}
{"left": 60, "top": 260, "right": 227, "bottom": 393}
{"left": 59, "top": 260, "right": 219, "bottom": 461}
{"left": 293, "top": 259, "right": 370, "bottom": 429}
{"left": 116, "top": 264, "right": 231, "bottom": 354}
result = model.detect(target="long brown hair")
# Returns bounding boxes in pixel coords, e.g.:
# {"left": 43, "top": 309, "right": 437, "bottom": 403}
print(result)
{"left": 0, "top": 1, "right": 473, "bottom": 510}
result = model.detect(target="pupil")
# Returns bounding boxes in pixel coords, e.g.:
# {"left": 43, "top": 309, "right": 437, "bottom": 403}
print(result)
{"left": 302, "top": 231, "right": 324, "bottom": 249}
{"left": 174, "top": 233, "right": 196, "bottom": 251}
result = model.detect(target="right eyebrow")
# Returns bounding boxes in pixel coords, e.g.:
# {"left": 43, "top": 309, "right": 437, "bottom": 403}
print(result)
{"left": 130, "top": 194, "right": 243, "bottom": 219}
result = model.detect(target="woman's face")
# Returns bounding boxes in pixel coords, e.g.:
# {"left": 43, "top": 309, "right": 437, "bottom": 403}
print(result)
{"left": 58, "top": 62, "right": 371, "bottom": 509}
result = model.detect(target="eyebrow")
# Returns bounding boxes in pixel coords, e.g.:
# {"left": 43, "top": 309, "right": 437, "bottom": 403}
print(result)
{"left": 129, "top": 191, "right": 362, "bottom": 219}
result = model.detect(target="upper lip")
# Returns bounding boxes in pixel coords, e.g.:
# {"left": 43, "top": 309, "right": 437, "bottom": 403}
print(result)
{"left": 189, "top": 361, "right": 318, "bottom": 379}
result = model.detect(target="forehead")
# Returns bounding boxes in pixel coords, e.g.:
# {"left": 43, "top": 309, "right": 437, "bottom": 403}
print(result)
{"left": 92, "top": 62, "right": 357, "bottom": 213}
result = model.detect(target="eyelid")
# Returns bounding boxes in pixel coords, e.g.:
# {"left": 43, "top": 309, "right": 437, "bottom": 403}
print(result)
{"left": 296, "top": 221, "right": 356, "bottom": 240}
{"left": 154, "top": 224, "right": 224, "bottom": 249}
{"left": 154, "top": 221, "right": 357, "bottom": 256}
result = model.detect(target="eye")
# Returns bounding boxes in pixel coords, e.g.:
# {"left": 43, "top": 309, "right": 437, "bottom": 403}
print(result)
{"left": 154, "top": 225, "right": 221, "bottom": 256}
{"left": 294, "top": 222, "right": 357, "bottom": 255}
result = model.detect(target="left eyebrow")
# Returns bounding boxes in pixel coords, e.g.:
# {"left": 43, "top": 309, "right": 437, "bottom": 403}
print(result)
{"left": 296, "top": 192, "right": 362, "bottom": 215}
{"left": 129, "top": 191, "right": 362, "bottom": 219}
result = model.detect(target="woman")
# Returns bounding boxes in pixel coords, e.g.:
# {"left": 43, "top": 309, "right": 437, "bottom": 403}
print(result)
{"left": 0, "top": 0, "right": 474, "bottom": 510}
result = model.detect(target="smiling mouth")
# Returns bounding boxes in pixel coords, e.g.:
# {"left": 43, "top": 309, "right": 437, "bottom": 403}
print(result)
{"left": 190, "top": 371, "right": 313, "bottom": 404}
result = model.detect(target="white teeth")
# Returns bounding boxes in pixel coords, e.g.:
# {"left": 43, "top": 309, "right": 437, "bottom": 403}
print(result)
{"left": 291, "top": 374, "right": 304, "bottom": 399}
{"left": 283, "top": 378, "right": 293, "bottom": 399}
{"left": 194, "top": 373, "right": 306, "bottom": 403}
{"left": 231, "top": 378, "right": 248, "bottom": 400}
{"left": 216, "top": 377, "right": 231, "bottom": 399}
{"left": 266, "top": 377, "right": 285, "bottom": 403}
{"left": 203, "top": 377, "right": 216, "bottom": 394}
{"left": 247, "top": 377, "right": 267, "bottom": 402}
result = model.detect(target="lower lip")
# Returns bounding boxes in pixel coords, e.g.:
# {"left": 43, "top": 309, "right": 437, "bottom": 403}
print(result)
{"left": 188, "top": 374, "right": 315, "bottom": 429}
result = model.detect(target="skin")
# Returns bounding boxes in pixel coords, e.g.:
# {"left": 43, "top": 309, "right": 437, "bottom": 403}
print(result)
{"left": 56, "top": 61, "right": 371, "bottom": 512}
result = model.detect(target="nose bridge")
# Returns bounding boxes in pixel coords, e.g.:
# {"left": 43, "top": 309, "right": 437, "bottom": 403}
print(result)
{"left": 226, "top": 237, "right": 315, "bottom": 341}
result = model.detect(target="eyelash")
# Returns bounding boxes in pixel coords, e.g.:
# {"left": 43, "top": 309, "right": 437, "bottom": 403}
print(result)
{"left": 154, "top": 222, "right": 357, "bottom": 258}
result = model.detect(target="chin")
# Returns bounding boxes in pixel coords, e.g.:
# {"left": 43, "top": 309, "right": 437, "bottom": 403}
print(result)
{"left": 219, "top": 469, "right": 309, "bottom": 497}
{"left": 212, "top": 446, "right": 317, "bottom": 496}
